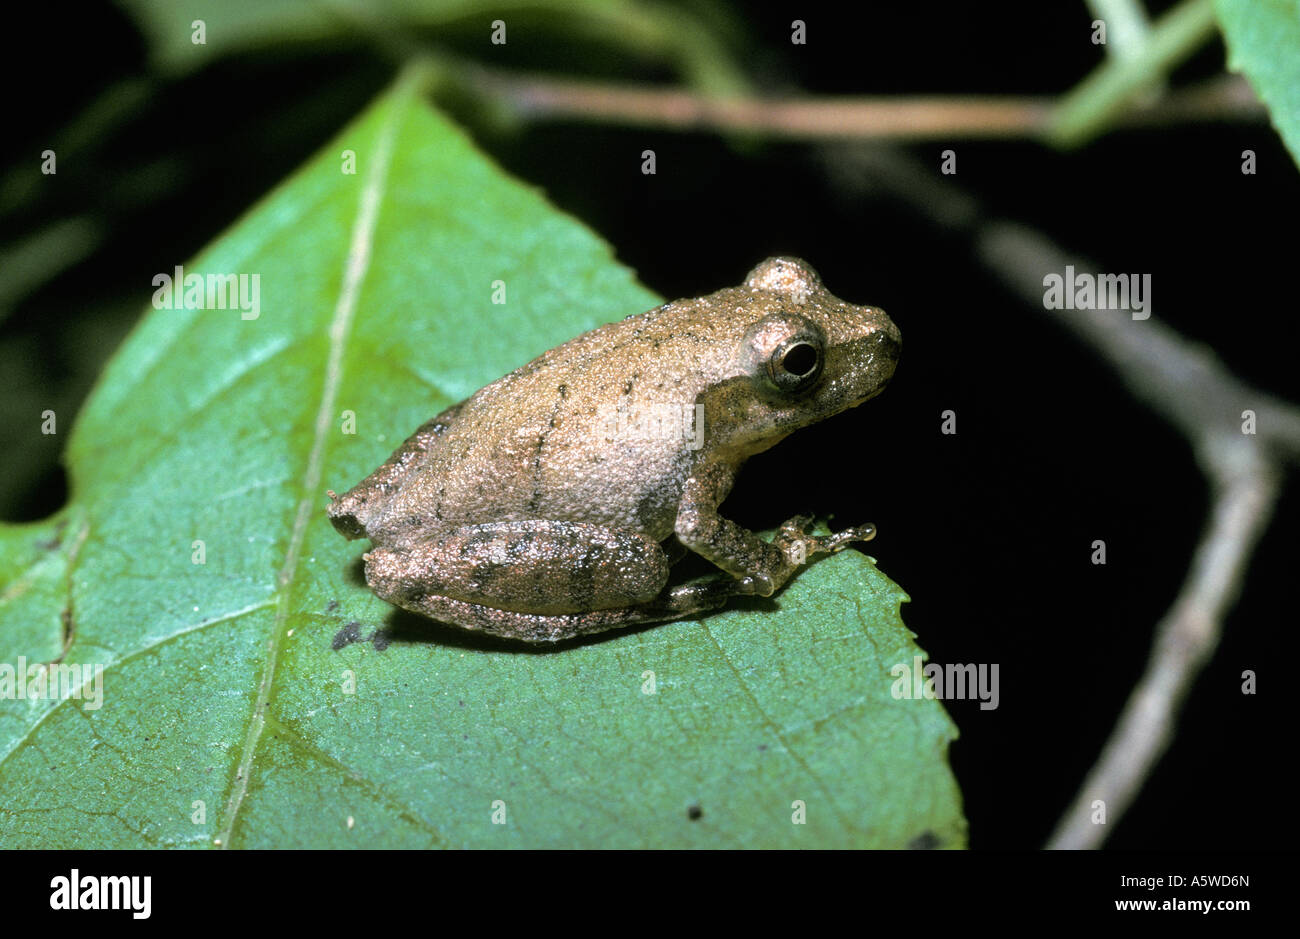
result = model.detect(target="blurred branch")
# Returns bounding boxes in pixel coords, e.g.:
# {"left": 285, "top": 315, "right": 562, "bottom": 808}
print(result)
{"left": 472, "top": 66, "right": 1048, "bottom": 138}
{"left": 0, "top": 78, "right": 153, "bottom": 219}
{"left": 980, "top": 225, "right": 1300, "bottom": 464}
{"left": 466, "top": 66, "right": 1261, "bottom": 140}
{"left": 1085, "top": 0, "right": 1154, "bottom": 61}
{"left": 0, "top": 219, "right": 102, "bottom": 324}
{"left": 981, "top": 222, "right": 1297, "bottom": 849}
{"left": 448, "top": 0, "right": 1230, "bottom": 147}
{"left": 1046, "top": 439, "right": 1279, "bottom": 849}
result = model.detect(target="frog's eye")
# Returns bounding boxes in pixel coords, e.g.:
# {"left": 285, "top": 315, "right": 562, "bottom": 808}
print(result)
{"left": 769, "top": 336, "right": 824, "bottom": 394}
{"left": 742, "top": 313, "right": 827, "bottom": 397}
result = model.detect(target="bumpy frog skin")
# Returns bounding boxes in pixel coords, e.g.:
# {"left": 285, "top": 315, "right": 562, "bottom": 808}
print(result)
{"left": 328, "top": 257, "right": 900, "bottom": 643}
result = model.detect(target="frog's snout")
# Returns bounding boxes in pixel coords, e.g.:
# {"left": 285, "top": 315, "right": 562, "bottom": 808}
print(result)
{"left": 878, "top": 320, "right": 901, "bottom": 363}
{"left": 869, "top": 311, "right": 901, "bottom": 377}
{"left": 882, "top": 312, "right": 902, "bottom": 351}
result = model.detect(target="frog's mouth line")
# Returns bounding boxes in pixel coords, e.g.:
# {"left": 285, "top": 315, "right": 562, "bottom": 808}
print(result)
{"left": 850, "top": 382, "right": 890, "bottom": 408}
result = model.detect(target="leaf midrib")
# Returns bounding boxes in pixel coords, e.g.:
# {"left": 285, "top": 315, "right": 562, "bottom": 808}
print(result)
{"left": 213, "top": 81, "right": 407, "bottom": 848}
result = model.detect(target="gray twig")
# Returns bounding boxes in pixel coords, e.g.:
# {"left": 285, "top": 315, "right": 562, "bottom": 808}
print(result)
{"left": 979, "top": 223, "right": 1293, "bottom": 849}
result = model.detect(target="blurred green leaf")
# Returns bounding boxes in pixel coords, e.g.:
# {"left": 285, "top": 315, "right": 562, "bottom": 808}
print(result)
{"left": 115, "top": 0, "right": 751, "bottom": 95}
{"left": 1046, "top": 0, "right": 1217, "bottom": 149}
{"left": 1216, "top": 0, "right": 1300, "bottom": 169}
{"left": 0, "top": 67, "right": 963, "bottom": 848}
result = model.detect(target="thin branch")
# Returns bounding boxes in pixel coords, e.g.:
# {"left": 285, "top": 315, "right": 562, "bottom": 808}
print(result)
{"left": 465, "top": 65, "right": 1262, "bottom": 141}
{"left": 978, "top": 222, "right": 1300, "bottom": 464}
{"left": 1086, "top": 0, "right": 1155, "bottom": 61}
{"left": 976, "top": 222, "right": 1299, "bottom": 849}
{"left": 1046, "top": 442, "right": 1279, "bottom": 849}
{"left": 471, "top": 66, "right": 1051, "bottom": 139}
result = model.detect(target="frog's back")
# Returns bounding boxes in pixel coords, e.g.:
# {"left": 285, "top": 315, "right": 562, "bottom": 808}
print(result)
{"left": 372, "top": 297, "right": 745, "bottom": 540}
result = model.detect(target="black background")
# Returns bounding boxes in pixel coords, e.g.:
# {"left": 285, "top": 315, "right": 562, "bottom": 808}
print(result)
{"left": 2, "top": 0, "right": 1294, "bottom": 851}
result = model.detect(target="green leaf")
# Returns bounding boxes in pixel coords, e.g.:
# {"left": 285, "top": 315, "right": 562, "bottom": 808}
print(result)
{"left": 115, "top": 0, "right": 752, "bottom": 96}
{"left": 1215, "top": 0, "right": 1300, "bottom": 169}
{"left": 0, "top": 67, "right": 963, "bottom": 848}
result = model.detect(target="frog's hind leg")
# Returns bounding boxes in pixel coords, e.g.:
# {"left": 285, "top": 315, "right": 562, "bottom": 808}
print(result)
{"left": 388, "top": 594, "right": 680, "bottom": 644}
{"left": 386, "top": 578, "right": 741, "bottom": 644}
{"left": 362, "top": 520, "right": 673, "bottom": 642}
{"left": 360, "top": 520, "right": 806, "bottom": 644}
{"left": 372, "top": 569, "right": 754, "bottom": 644}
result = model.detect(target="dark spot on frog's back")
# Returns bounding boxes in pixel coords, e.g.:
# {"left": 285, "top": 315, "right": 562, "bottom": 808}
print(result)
{"left": 386, "top": 514, "right": 430, "bottom": 544}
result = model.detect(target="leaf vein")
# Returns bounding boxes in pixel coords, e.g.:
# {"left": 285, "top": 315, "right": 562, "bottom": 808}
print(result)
{"left": 697, "top": 621, "right": 861, "bottom": 836}
{"left": 214, "top": 83, "right": 406, "bottom": 848}
{"left": 0, "top": 599, "right": 276, "bottom": 772}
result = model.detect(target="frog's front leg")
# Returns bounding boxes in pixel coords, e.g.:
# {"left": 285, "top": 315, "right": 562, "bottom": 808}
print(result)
{"left": 675, "top": 461, "right": 877, "bottom": 597}
{"left": 362, "top": 520, "right": 673, "bottom": 642}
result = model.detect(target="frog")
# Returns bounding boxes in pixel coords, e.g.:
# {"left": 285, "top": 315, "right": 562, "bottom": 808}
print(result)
{"left": 327, "top": 257, "right": 900, "bottom": 643}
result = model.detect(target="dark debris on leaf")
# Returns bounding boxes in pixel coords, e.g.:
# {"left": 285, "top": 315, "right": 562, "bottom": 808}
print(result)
{"left": 332, "top": 621, "right": 363, "bottom": 650}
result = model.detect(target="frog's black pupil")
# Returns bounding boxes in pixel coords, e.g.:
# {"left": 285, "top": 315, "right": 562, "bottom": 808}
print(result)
{"left": 782, "top": 343, "right": 818, "bottom": 377}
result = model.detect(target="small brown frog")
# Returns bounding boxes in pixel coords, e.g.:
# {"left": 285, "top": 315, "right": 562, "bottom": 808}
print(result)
{"left": 328, "top": 257, "right": 900, "bottom": 642}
